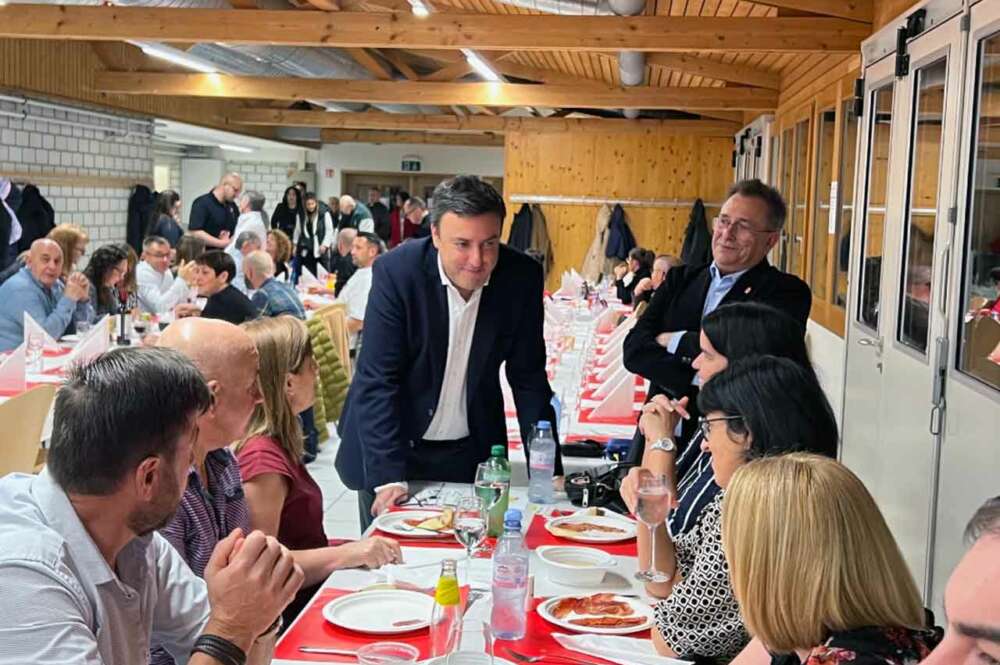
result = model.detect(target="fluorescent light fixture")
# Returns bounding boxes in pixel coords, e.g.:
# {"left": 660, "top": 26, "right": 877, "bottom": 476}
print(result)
{"left": 219, "top": 143, "right": 254, "bottom": 153}
{"left": 133, "top": 42, "right": 218, "bottom": 74}
{"left": 462, "top": 49, "right": 501, "bottom": 82}
{"left": 409, "top": 0, "right": 430, "bottom": 16}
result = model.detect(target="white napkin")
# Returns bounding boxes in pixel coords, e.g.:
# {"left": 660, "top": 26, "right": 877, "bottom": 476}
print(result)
{"left": 64, "top": 316, "right": 110, "bottom": 366}
{"left": 23, "top": 312, "right": 59, "bottom": 350}
{"left": 0, "top": 343, "right": 26, "bottom": 392}
{"left": 552, "top": 633, "right": 691, "bottom": 665}
{"left": 317, "top": 263, "right": 329, "bottom": 280}
{"left": 376, "top": 554, "right": 491, "bottom": 591}
{"left": 299, "top": 265, "right": 321, "bottom": 287}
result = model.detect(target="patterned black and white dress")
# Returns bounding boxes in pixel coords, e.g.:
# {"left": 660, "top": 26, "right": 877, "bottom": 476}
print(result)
{"left": 653, "top": 491, "right": 749, "bottom": 663}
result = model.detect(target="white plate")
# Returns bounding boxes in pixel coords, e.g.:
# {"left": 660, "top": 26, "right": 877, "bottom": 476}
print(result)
{"left": 373, "top": 510, "right": 456, "bottom": 539}
{"left": 544, "top": 514, "right": 637, "bottom": 543}
{"left": 322, "top": 589, "right": 434, "bottom": 634}
{"left": 537, "top": 594, "right": 654, "bottom": 635}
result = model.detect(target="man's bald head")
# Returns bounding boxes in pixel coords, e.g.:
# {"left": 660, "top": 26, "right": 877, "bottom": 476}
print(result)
{"left": 28, "top": 238, "right": 65, "bottom": 288}
{"left": 218, "top": 172, "right": 243, "bottom": 203}
{"left": 158, "top": 318, "right": 262, "bottom": 451}
{"left": 337, "top": 227, "right": 358, "bottom": 254}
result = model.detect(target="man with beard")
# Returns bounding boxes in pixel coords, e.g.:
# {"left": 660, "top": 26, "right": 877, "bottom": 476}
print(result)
{"left": 0, "top": 347, "right": 303, "bottom": 665}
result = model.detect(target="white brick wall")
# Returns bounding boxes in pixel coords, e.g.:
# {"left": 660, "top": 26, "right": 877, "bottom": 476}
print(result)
{"left": 226, "top": 160, "right": 297, "bottom": 216}
{"left": 0, "top": 97, "right": 154, "bottom": 246}
{"left": 154, "top": 154, "right": 183, "bottom": 193}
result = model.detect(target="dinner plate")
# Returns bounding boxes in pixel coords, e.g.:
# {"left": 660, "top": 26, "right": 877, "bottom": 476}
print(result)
{"left": 536, "top": 594, "right": 654, "bottom": 635}
{"left": 544, "top": 514, "right": 637, "bottom": 543}
{"left": 322, "top": 589, "right": 434, "bottom": 634}
{"left": 373, "top": 510, "right": 456, "bottom": 539}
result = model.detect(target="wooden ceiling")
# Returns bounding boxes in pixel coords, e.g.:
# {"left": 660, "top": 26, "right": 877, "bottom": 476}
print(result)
{"left": 0, "top": 0, "right": 872, "bottom": 141}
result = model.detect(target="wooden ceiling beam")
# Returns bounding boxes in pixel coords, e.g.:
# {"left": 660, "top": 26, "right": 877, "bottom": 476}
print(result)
{"left": 749, "top": 0, "right": 871, "bottom": 23}
{"left": 95, "top": 72, "right": 779, "bottom": 110}
{"left": 378, "top": 49, "right": 421, "bottom": 81}
{"left": 321, "top": 129, "right": 505, "bottom": 145}
{"left": 227, "top": 109, "right": 740, "bottom": 135}
{"left": 643, "top": 53, "right": 781, "bottom": 90}
{"left": 344, "top": 47, "right": 394, "bottom": 80}
{"left": 0, "top": 6, "right": 868, "bottom": 53}
{"left": 302, "top": 0, "right": 342, "bottom": 10}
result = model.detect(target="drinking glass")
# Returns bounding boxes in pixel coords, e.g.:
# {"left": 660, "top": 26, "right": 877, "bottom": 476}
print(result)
{"left": 453, "top": 496, "right": 487, "bottom": 583}
{"left": 357, "top": 642, "right": 420, "bottom": 665}
{"left": 633, "top": 471, "right": 674, "bottom": 583}
{"left": 445, "top": 620, "right": 493, "bottom": 665}
{"left": 25, "top": 333, "right": 44, "bottom": 373}
{"left": 75, "top": 321, "right": 92, "bottom": 337}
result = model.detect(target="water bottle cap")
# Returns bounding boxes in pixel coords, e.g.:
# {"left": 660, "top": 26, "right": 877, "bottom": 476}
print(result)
{"left": 504, "top": 508, "right": 522, "bottom": 527}
{"left": 491, "top": 445, "right": 506, "bottom": 457}
{"left": 537, "top": 421, "right": 551, "bottom": 430}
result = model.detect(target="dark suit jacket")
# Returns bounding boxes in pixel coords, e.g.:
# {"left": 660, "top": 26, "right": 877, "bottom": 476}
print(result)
{"left": 623, "top": 259, "right": 812, "bottom": 401}
{"left": 335, "top": 238, "right": 561, "bottom": 491}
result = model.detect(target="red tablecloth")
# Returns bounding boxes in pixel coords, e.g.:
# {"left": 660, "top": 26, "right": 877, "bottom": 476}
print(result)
{"left": 524, "top": 514, "right": 637, "bottom": 557}
{"left": 275, "top": 587, "right": 469, "bottom": 662}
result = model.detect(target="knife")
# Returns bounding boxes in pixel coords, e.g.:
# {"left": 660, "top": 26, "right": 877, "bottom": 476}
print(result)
{"left": 298, "top": 646, "right": 358, "bottom": 657}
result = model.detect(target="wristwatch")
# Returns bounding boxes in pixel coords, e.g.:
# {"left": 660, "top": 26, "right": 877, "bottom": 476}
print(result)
{"left": 649, "top": 436, "right": 677, "bottom": 454}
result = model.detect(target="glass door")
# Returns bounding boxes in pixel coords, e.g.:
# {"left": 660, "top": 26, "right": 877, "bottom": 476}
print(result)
{"left": 930, "top": 0, "right": 1000, "bottom": 613}
{"left": 841, "top": 11, "right": 965, "bottom": 598}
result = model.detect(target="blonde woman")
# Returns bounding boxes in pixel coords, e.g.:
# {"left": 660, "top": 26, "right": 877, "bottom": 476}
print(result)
{"left": 724, "top": 454, "right": 942, "bottom": 665}
{"left": 236, "top": 316, "right": 402, "bottom": 622}
{"left": 47, "top": 223, "right": 89, "bottom": 278}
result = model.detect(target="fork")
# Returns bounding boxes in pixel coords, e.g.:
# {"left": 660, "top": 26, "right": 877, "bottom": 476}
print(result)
{"left": 505, "top": 647, "right": 600, "bottom": 665}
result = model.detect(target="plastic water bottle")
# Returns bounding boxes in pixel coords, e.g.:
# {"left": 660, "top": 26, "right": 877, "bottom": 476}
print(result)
{"left": 491, "top": 509, "right": 529, "bottom": 640}
{"left": 528, "top": 421, "right": 556, "bottom": 504}
{"left": 430, "top": 559, "right": 463, "bottom": 657}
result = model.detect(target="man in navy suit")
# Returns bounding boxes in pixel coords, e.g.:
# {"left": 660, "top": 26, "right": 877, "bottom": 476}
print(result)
{"left": 335, "top": 176, "right": 562, "bottom": 528}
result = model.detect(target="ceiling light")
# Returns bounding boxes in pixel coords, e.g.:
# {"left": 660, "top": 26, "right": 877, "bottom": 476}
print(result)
{"left": 133, "top": 42, "right": 218, "bottom": 74}
{"left": 410, "top": 0, "right": 430, "bottom": 16}
{"left": 462, "top": 49, "right": 501, "bottom": 82}
{"left": 219, "top": 143, "right": 254, "bottom": 153}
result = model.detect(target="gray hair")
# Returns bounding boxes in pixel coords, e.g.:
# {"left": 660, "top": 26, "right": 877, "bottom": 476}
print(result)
{"left": 143, "top": 235, "right": 169, "bottom": 251}
{"left": 239, "top": 189, "right": 266, "bottom": 212}
{"left": 235, "top": 230, "right": 263, "bottom": 251}
{"left": 966, "top": 496, "right": 1000, "bottom": 543}
{"left": 407, "top": 196, "right": 427, "bottom": 211}
{"left": 337, "top": 226, "right": 358, "bottom": 250}
{"left": 430, "top": 176, "right": 505, "bottom": 229}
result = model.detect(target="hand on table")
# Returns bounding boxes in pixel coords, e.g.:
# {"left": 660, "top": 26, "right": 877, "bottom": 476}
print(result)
{"left": 204, "top": 529, "right": 303, "bottom": 651}
{"left": 336, "top": 536, "right": 403, "bottom": 569}
{"left": 371, "top": 484, "right": 407, "bottom": 517}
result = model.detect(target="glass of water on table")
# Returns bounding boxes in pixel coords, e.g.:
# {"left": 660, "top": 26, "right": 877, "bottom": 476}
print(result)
{"left": 454, "top": 496, "right": 487, "bottom": 584}
{"left": 634, "top": 471, "right": 674, "bottom": 583}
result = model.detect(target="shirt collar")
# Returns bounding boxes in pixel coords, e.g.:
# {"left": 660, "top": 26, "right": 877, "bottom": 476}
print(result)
{"left": 33, "top": 468, "right": 152, "bottom": 587}
{"left": 709, "top": 262, "right": 750, "bottom": 284}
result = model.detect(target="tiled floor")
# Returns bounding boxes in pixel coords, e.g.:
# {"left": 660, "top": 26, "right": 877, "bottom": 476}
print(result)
{"left": 311, "top": 428, "right": 362, "bottom": 541}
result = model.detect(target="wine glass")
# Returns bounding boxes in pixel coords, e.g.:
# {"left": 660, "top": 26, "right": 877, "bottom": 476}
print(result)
{"left": 453, "top": 496, "right": 487, "bottom": 584}
{"left": 634, "top": 471, "right": 674, "bottom": 583}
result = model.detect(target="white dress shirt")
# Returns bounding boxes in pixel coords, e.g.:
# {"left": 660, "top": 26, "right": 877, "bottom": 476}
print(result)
{"left": 335, "top": 265, "right": 373, "bottom": 350}
{"left": 136, "top": 260, "right": 191, "bottom": 314}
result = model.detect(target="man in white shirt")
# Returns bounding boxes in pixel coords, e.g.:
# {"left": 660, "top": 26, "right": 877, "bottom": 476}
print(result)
{"left": 136, "top": 236, "right": 197, "bottom": 314}
{"left": 334, "top": 231, "right": 383, "bottom": 351}
{"left": 335, "top": 176, "right": 562, "bottom": 528}
{"left": 0, "top": 346, "right": 303, "bottom": 665}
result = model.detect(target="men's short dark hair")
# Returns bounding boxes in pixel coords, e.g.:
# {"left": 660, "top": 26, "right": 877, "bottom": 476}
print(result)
{"left": 48, "top": 347, "right": 212, "bottom": 495}
{"left": 726, "top": 179, "right": 788, "bottom": 231}
{"left": 430, "top": 175, "right": 506, "bottom": 229}
{"left": 357, "top": 231, "right": 385, "bottom": 255}
{"left": 243, "top": 189, "right": 266, "bottom": 212}
{"left": 305, "top": 192, "right": 318, "bottom": 202}
{"left": 966, "top": 496, "right": 1000, "bottom": 543}
{"left": 195, "top": 250, "right": 236, "bottom": 283}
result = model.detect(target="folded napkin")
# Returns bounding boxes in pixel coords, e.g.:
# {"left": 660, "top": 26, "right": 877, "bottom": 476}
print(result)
{"left": 553, "top": 633, "right": 691, "bottom": 665}
{"left": 375, "top": 553, "right": 491, "bottom": 591}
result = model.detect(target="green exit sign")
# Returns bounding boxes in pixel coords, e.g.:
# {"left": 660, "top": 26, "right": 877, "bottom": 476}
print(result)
{"left": 401, "top": 159, "right": 422, "bottom": 172}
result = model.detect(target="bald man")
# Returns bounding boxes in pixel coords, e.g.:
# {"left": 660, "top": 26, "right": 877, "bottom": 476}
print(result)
{"left": 337, "top": 195, "right": 374, "bottom": 234}
{"left": 0, "top": 238, "right": 92, "bottom": 351}
{"left": 189, "top": 172, "right": 243, "bottom": 249}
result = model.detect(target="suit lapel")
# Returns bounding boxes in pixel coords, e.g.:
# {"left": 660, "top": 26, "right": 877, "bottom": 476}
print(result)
{"left": 423, "top": 246, "right": 450, "bottom": 402}
{"left": 720, "top": 259, "right": 772, "bottom": 306}
{"left": 466, "top": 281, "right": 500, "bottom": 404}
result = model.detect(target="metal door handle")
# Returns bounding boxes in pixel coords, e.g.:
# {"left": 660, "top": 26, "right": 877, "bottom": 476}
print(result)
{"left": 857, "top": 337, "right": 883, "bottom": 353}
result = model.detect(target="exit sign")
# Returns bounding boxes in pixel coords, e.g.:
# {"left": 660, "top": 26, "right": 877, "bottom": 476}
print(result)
{"left": 401, "top": 159, "right": 422, "bottom": 172}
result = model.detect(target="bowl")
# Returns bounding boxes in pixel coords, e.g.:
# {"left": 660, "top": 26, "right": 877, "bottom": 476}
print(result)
{"left": 537, "top": 545, "right": 616, "bottom": 586}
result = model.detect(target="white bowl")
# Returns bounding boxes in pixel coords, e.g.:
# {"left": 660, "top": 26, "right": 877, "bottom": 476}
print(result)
{"left": 537, "top": 546, "right": 616, "bottom": 587}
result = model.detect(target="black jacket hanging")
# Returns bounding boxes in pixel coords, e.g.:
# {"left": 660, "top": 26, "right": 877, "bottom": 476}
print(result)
{"left": 680, "top": 199, "right": 712, "bottom": 266}
{"left": 508, "top": 203, "right": 534, "bottom": 252}
{"left": 127, "top": 185, "right": 156, "bottom": 253}
{"left": 605, "top": 204, "right": 636, "bottom": 261}
{"left": 15, "top": 185, "right": 55, "bottom": 253}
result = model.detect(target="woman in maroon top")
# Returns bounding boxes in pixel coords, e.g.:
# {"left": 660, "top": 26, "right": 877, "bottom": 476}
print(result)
{"left": 236, "top": 316, "right": 402, "bottom": 621}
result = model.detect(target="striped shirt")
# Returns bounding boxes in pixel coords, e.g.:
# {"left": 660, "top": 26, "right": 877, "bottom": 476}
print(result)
{"left": 152, "top": 448, "right": 250, "bottom": 665}
{"left": 668, "top": 431, "right": 721, "bottom": 539}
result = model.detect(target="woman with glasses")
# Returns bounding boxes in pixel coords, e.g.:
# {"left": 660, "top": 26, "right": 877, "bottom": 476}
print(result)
{"left": 621, "top": 355, "right": 839, "bottom": 663}
{"left": 82, "top": 243, "right": 130, "bottom": 318}
{"left": 235, "top": 316, "right": 402, "bottom": 625}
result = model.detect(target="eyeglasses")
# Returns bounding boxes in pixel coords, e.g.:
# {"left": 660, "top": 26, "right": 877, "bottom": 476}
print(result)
{"left": 713, "top": 216, "right": 774, "bottom": 238}
{"left": 698, "top": 414, "right": 745, "bottom": 440}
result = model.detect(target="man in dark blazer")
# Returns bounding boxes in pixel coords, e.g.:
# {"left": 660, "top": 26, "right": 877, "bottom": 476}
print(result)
{"left": 336, "top": 176, "right": 562, "bottom": 528}
{"left": 623, "top": 179, "right": 811, "bottom": 459}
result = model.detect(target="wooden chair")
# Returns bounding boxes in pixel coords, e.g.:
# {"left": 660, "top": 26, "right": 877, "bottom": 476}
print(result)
{"left": 0, "top": 384, "right": 57, "bottom": 477}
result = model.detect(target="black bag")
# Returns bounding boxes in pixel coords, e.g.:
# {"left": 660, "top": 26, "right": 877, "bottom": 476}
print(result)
{"left": 564, "top": 463, "right": 636, "bottom": 515}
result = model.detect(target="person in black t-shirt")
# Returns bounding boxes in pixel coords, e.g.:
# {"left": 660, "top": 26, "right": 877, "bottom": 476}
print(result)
{"left": 188, "top": 173, "right": 242, "bottom": 250}
{"left": 190, "top": 250, "right": 257, "bottom": 325}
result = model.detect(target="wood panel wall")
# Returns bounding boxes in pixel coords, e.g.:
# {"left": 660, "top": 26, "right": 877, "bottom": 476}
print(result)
{"left": 0, "top": 38, "right": 276, "bottom": 139}
{"left": 874, "top": 0, "right": 924, "bottom": 30}
{"left": 502, "top": 128, "right": 733, "bottom": 290}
